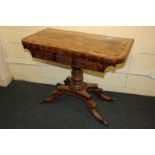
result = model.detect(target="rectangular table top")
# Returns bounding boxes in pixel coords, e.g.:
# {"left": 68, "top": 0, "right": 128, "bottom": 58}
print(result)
{"left": 22, "top": 28, "right": 134, "bottom": 71}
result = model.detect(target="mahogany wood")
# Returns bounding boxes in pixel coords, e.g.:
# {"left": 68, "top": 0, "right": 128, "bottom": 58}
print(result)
{"left": 22, "top": 28, "right": 134, "bottom": 72}
{"left": 22, "top": 28, "right": 134, "bottom": 126}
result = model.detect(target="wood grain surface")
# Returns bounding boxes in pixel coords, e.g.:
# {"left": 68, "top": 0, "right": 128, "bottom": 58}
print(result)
{"left": 22, "top": 28, "right": 134, "bottom": 71}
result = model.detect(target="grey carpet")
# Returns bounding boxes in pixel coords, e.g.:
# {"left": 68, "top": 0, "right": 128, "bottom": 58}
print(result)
{"left": 0, "top": 80, "right": 155, "bottom": 129}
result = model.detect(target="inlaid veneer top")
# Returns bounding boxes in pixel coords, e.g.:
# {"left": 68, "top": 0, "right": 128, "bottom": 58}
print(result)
{"left": 22, "top": 28, "right": 134, "bottom": 61}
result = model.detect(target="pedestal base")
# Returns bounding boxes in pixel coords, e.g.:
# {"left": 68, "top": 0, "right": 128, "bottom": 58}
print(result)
{"left": 41, "top": 74, "right": 114, "bottom": 126}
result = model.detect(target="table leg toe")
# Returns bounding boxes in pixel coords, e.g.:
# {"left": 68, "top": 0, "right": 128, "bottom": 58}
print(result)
{"left": 91, "top": 88, "right": 115, "bottom": 101}
{"left": 41, "top": 90, "right": 61, "bottom": 104}
{"left": 86, "top": 99, "right": 109, "bottom": 126}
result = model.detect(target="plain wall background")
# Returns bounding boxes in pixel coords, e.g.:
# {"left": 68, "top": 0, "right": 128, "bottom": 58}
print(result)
{"left": 0, "top": 26, "right": 155, "bottom": 96}
{"left": 0, "top": 29, "right": 12, "bottom": 86}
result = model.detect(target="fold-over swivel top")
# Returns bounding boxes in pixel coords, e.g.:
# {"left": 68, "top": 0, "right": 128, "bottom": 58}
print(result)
{"left": 22, "top": 28, "right": 134, "bottom": 71}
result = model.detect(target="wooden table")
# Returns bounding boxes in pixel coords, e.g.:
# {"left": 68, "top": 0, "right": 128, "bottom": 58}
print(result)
{"left": 22, "top": 28, "right": 134, "bottom": 126}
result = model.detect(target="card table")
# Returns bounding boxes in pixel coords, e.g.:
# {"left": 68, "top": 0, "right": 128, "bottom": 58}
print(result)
{"left": 22, "top": 28, "right": 134, "bottom": 125}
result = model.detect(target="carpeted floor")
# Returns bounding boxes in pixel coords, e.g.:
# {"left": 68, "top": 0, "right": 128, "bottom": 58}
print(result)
{"left": 0, "top": 80, "right": 155, "bottom": 129}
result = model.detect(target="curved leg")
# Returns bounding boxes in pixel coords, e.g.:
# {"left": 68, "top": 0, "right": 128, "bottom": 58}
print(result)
{"left": 74, "top": 88, "right": 109, "bottom": 126}
{"left": 42, "top": 85, "right": 109, "bottom": 126}
{"left": 41, "top": 90, "right": 61, "bottom": 103}
{"left": 88, "top": 87, "right": 114, "bottom": 101}
{"left": 86, "top": 99, "right": 109, "bottom": 126}
{"left": 94, "top": 88, "right": 114, "bottom": 101}
{"left": 57, "top": 88, "right": 109, "bottom": 126}
{"left": 79, "top": 90, "right": 92, "bottom": 100}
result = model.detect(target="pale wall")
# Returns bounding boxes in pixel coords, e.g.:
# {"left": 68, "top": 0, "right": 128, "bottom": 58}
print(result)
{"left": 1, "top": 26, "right": 155, "bottom": 96}
{"left": 0, "top": 28, "right": 12, "bottom": 86}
